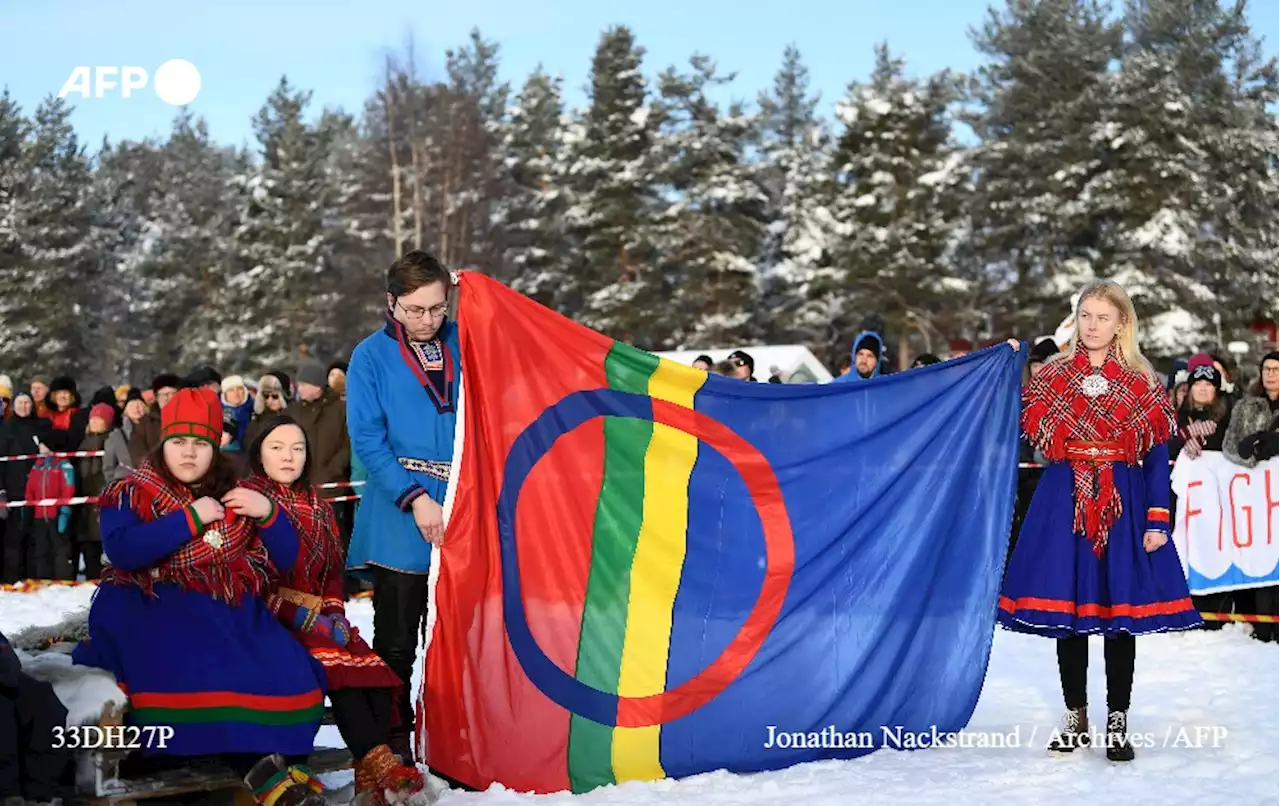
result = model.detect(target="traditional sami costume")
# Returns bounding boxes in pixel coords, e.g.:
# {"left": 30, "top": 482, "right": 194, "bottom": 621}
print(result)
{"left": 241, "top": 473, "right": 425, "bottom": 805}
{"left": 71, "top": 389, "right": 329, "bottom": 805}
{"left": 999, "top": 348, "right": 1202, "bottom": 636}
{"left": 346, "top": 315, "right": 459, "bottom": 579}
{"left": 346, "top": 304, "right": 461, "bottom": 762}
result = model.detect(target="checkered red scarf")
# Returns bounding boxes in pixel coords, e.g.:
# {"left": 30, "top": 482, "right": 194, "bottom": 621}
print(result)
{"left": 240, "top": 474, "right": 342, "bottom": 590}
{"left": 1021, "top": 347, "right": 1177, "bottom": 556}
{"left": 98, "top": 462, "right": 270, "bottom": 604}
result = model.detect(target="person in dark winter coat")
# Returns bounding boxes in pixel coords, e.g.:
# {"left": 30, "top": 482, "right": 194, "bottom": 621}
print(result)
{"left": 1221, "top": 350, "right": 1279, "bottom": 642}
{"left": 1223, "top": 351, "right": 1279, "bottom": 469}
{"left": 1172, "top": 356, "right": 1235, "bottom": 458}
{"left": 129, "top": 373, "right": 182, "bottom": 466}
{"left": 104, "top": 390, "right": 146, "bottom": 483}
{"left": 1011, "top": 338, "right": 1061, "bottom": 560}
{"left": 0, "top": 629, "right": 74, "bottom": 803}
{"left": 75, "top": 402, "right": 117, "bottom": 580}
{"left": 44, "top": 376, "right": 85, "bottom": 454}
{"left": 0, "top": 394, "right": 54, "bottom": 582}
{"left": 1171, "top": 355, "right": 1237, "bottom": 627}
{"left": 286, "top": 362, "right": 350, "bottom": 503}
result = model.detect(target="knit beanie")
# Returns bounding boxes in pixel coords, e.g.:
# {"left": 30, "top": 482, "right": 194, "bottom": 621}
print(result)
{"left": 1188, "top": 362, "right": 1223, "bottom": 391}
{"left": 160, "top": 388, "right": 223, "bottom": 446}
{"left": 1187, "top": 353, "right": 1215, "bottom": 374}
{"left": 221, "top": 375, "right": 247, "bottom": 394}
{"left": 89, "top": 403, "right": 116, "bottom": 425}
{"left": 296, "top": 361, "right": 328, "bottom": 389}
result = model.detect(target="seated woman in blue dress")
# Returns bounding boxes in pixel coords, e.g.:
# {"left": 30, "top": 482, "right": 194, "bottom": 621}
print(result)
{"left": 72, "top": 387, "right": 328, "bottom": 806}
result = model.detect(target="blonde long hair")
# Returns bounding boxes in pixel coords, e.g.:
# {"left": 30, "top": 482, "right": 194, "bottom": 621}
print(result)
{"left": 1052, "top": 280, "right": 1159, "bottom": 387}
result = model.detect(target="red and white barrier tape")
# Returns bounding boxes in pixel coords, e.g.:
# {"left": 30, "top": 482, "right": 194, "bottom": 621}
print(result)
{"left": 0, "top": 450, "right": 105, "bottom": 463}
{"left": 5, "top": 451, "right": 1172, "bottom": 472}
{"left": 2, "top": 480, "right": 366, "bottom": 509}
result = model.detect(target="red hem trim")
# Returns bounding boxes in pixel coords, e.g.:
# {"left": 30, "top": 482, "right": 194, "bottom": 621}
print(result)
{"left": 127, "top": 689, "right": 324, "bottom": 711}
{"left": 999, "top": 594, "right": 1196, "bottom": 619}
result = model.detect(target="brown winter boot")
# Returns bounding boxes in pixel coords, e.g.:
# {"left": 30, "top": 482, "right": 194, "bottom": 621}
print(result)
{"left": 1047, "top": 706, "right": 1090, "bottom": 753}
{"left": 352, "top": 756, "right": 387, "bottom": 806}
{"left": 362, "top": 744, "right": 426, "bottom": 804}
{"left": 242, "top": 754, "right": 326, "bottom": 806}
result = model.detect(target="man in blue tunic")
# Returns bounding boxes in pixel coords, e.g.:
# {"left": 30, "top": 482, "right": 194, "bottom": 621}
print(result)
{"left": 346, "top": 250, "right": 460, "bottom": 763}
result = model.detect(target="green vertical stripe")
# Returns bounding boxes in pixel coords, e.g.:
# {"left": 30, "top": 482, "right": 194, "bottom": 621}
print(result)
{"left": 568, "top": 342, "right": 660, "bottom": 794}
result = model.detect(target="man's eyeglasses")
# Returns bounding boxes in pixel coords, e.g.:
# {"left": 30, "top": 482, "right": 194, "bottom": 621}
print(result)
{"left": 397, "top": 300, "right": 448, "bottom": 321}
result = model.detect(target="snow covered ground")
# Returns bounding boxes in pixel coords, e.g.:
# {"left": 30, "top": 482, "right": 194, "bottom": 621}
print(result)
{"left": 2, "top": 585, "right": 1275, "bottom": 806}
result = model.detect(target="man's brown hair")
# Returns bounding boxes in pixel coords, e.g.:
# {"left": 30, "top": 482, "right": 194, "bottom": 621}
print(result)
{"left": 387, "top": 250, "right": 450, "bottom": 298}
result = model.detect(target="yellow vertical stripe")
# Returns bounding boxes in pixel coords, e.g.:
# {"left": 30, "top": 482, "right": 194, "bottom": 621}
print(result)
{"left": 611, "top": 358, "right": 705, "bottom": 783}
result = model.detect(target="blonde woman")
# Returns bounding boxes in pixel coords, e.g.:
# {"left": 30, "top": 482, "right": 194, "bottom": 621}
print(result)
{"left": 998, "top": 280, "right": 1201, "bottom": 763}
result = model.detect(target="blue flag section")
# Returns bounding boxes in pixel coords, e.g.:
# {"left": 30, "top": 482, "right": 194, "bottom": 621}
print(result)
{"left": 430, "top": 273, "right": 1027, "bottom": 794}
{"left": 661, "top": 344, "right": 1024, "bottom": 776}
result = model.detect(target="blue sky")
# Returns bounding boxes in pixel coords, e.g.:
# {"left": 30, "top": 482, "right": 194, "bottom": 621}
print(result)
{"left": 1, "top": 0, "right": 1276, "bottom": 151}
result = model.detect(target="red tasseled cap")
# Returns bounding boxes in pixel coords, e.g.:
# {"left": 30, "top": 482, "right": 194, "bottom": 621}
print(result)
{"left": 160, "top": 387, "right": 223, "bottom": 446}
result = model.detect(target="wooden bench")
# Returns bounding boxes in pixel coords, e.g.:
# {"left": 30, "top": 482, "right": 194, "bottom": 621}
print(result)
{"left": 72, "top": 704, "right": 352, "bottom": 806}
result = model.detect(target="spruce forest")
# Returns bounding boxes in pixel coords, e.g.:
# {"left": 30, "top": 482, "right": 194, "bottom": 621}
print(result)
{"left": 0, "top": 0, "right": 1275, "bottom": 386}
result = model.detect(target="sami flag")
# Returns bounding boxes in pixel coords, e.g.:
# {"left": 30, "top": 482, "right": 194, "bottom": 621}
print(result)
{"left": 425, "top": 273, "right": 1022, "bottom": 794}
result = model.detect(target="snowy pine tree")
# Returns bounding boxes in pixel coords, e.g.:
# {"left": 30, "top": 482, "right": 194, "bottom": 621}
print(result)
{"left": 566, "top": 26, "right": 662, "bottom": 343}
{"left": 651, "top": 54, "right": 766, "bottom": 349}
{"left": 965, "top": 0, "right": 1124, "bottom": 334}
{"left": 227, "top": 78, "right": 342, "bottom": 368}
{"left": 438, "top": 30, "right": 510, "bottom": 270}
{"left": 492, "top": 67, "right": 571, "bottom": 307}
{"left": 0, "top": 93, "right": 33, "bottom": 377}
{"left": 756, "top": 46, "right": 843, "bottom": 350}
{"left": 87, "top": 135, "right": 163, "bottom": 380}
{"left": 828, "top": 45, "right": 971, "bottom": 363}
{"left": 1080, "top": 0, "right": 1278, "bottom": 356}
{"left": 3, "top": 98, "right": 98, "bottom": 381}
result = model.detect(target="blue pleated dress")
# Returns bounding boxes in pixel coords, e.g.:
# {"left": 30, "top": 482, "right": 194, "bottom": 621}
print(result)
{"left": 72, "top": 502, "right": 327, "bottom": 757}
{"left": 998, "top": 441, "right": 1204, "bottom": 637}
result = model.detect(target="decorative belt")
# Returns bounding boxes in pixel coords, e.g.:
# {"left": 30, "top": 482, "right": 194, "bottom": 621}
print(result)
{"left": 1064, "top": 440, "right": 1125, "bottom": 463}
{"left": 274, "top": 586, "right": 322, "bottom": 610}
{"left": 398, "top": 457, "right": 451, "bottom": 482}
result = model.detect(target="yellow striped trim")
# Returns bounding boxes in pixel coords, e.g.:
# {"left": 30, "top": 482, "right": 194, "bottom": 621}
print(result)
{"left": 611, "top": 358, "right": 706, "bottom": 784}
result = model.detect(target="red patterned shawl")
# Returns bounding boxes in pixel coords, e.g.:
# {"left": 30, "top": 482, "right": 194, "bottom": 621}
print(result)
{"left": 98, "top": 462, "right": 271, "bottom": 604}
{"left": 1021, "top": 347, "right": 1177, "bottom": 556}
{"left": 240, "top": 475, "right": 346, "bottom": 614}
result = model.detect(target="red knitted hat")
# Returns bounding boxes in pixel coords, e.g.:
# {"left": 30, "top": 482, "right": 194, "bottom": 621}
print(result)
{"left": 160, "top": 387, "right": 223, "bottom": 446}
{"left": 1186, "top": 353, "right": 1215, "bottom": 373}
{"left": 89, "top": 403, "right": 115, "bottom": 425}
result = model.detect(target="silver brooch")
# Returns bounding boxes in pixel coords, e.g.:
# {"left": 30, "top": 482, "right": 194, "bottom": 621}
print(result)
{"left": 1080, "top": 373, "right": 1110, "bottom": 398}
{"left": 203, "top": 530, "right": 224, "bottom": 549}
